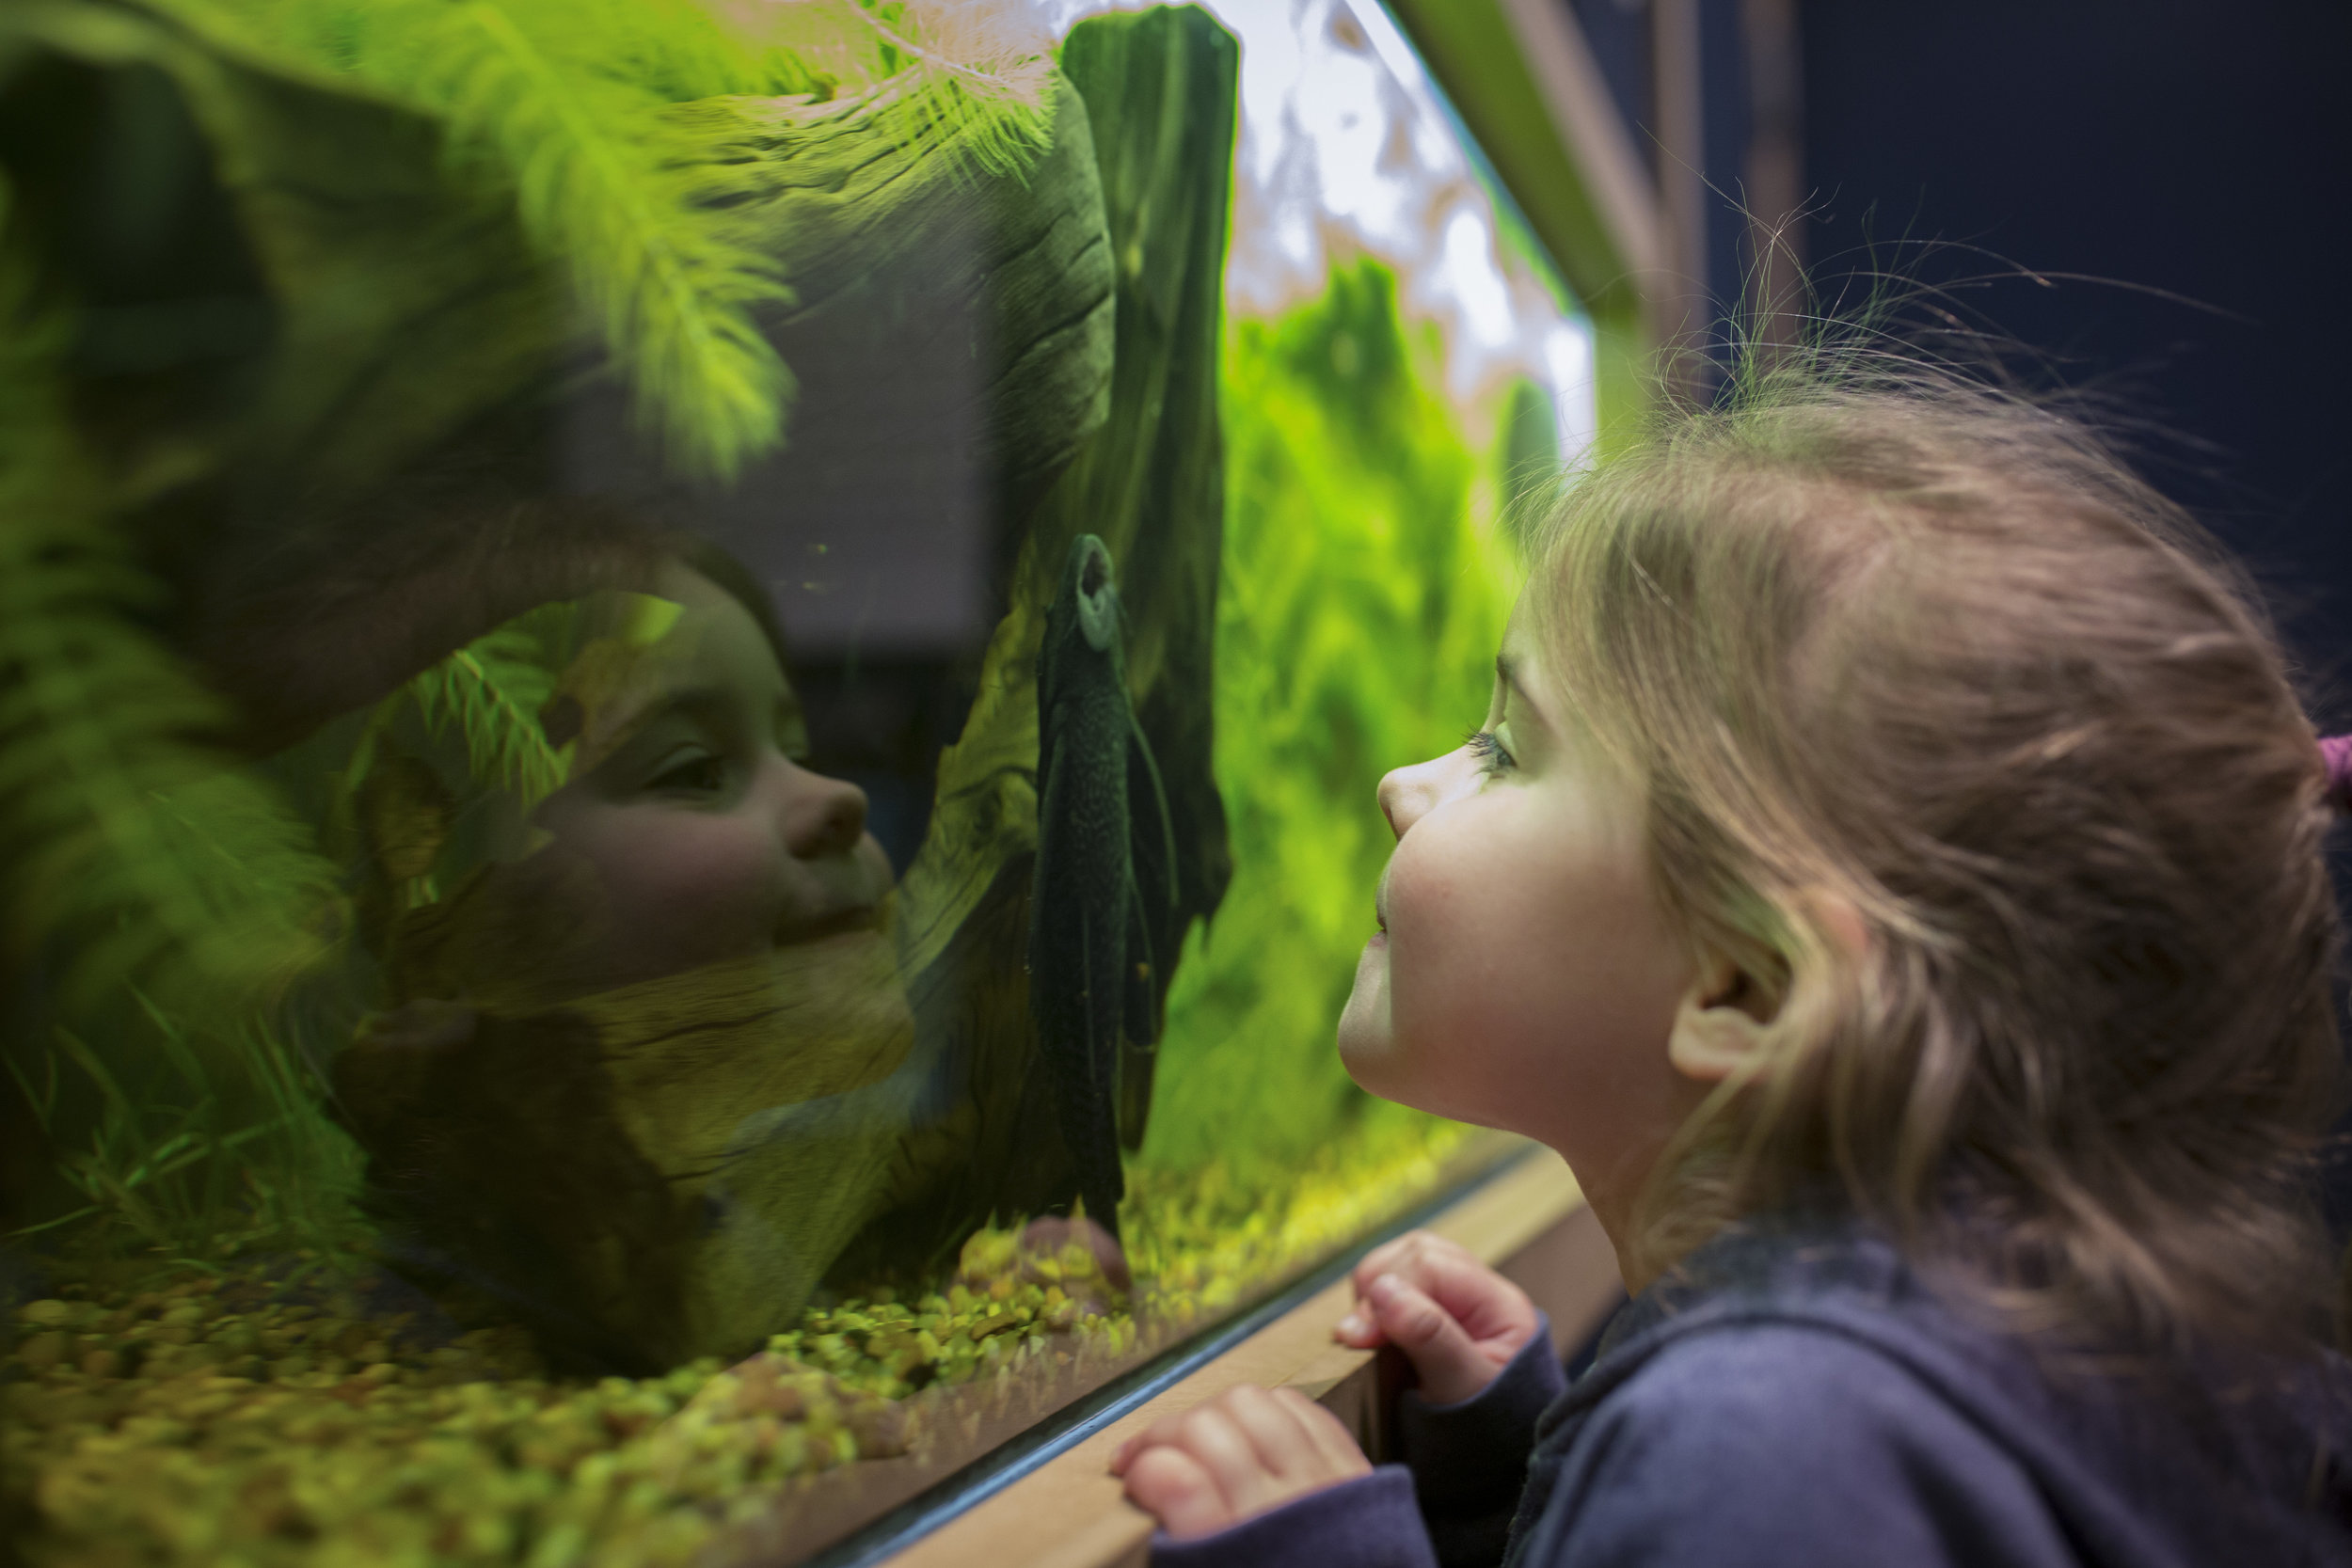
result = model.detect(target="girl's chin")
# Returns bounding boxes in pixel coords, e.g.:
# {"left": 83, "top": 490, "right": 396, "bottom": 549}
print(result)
{"left": 1335, "top": 940, "right": 1391, "bottom": 1081}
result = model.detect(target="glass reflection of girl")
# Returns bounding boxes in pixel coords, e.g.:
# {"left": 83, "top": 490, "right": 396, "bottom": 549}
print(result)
{"left": 263, "top": 509, "right": 915, "bottom": 1373}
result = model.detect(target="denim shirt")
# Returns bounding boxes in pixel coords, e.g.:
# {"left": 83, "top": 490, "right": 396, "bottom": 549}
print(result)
{"left": 1152, "top": 1219, "right": 2352, "bottom": 1568}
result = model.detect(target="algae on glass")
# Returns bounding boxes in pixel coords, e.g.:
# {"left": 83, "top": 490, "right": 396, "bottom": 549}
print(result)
{"left": 0, "top": 2, "right": 1575, "bottom": 1563}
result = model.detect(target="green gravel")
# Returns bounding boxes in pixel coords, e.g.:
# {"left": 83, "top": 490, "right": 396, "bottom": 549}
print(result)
{"left": 2, "top": 1119, "right": 1481, "bottom": 1568}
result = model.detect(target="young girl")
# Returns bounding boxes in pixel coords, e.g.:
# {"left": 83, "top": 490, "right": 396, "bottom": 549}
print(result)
{"left": 1112, "top": 360, "right": 2352, "bottom": 1565}
{"left": 229, "top": 505, "right": 917, "bottom": 1370}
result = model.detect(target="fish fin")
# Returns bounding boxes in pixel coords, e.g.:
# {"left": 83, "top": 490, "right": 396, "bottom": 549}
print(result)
{"left": 1026, "top": 736, "right": 1066, "bottom": 977}
{"left": 1127, "top": 713, "right": 1181, "bottom": 994}
{"left": 1117, "top": 874, "right": 1156, "bottom": 1151}
{"left": 1127, "top": 711, "right": 1180, "bottom": 917}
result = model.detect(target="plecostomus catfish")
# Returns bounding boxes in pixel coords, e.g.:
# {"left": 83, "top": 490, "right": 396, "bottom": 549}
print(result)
{"left": 1028, "top": 534, "right": 1179, "bottom": 1243}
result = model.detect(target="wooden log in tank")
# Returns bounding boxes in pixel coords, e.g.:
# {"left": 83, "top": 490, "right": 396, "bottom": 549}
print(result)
{"left": 660, "top": 70, "right": 1117, "bottom": 552}
{"left": 862, "top": 5, "right": 1239, "bottom": 1265}
{"left": 336, "top": 936, "right": 920, "bottom": 1374}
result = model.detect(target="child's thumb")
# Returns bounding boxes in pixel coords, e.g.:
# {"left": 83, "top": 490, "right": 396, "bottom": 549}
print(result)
{"left": 1364, "top": 1274, "right": 1493, "bottom": 1406}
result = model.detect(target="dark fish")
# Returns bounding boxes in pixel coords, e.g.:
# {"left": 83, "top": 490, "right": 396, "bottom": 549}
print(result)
{"left": 1029, "top": 534, "right": 1179, "bottom": 1242}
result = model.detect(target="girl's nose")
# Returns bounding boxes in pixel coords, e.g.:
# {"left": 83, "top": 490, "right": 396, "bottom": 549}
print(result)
{"left": 779, "top": 763, "right": 870, "bottom": 860}
{"left": 1377, "top": 753, "right": 1450, "bottom": 841}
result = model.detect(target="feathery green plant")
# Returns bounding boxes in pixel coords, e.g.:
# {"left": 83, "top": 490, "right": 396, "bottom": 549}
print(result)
{"left": 748, "top": 0, "right": 1059, "bottom": 177}
{"left": 406, "top": 616, "right": 576, "bottom": 813}
{"left": 0, "top": 180, "right": 342, "bottom": 1017}
{"left": 387, "top": 0, "right": 798, "bottom": 483}
{"left": 172, "top": 0, "right": 1058, "bottom": 483}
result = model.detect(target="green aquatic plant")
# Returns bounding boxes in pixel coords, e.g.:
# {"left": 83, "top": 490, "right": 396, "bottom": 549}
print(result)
{"left": 402, "top": 613, "right": 575, "bottom": 812}
{"left": 0, "top": 168, "right": 358, "bottom": 1259}
{"left": 1146, "top": 260, "right": 1519, "bottom": 1175}
{"left": 0, "top": 180, "right": 340, "bottom": 1018}
{"left": 5, "top": 1006, "right": 365, "bottom": 1267}
{"left": 167, "top": 0, "right": 1059, "bottom": 482}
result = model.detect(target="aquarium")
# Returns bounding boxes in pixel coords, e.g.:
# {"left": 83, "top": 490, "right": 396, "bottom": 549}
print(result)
{"left": 0, "top": 0, "right": 1595, "bottom": 1561}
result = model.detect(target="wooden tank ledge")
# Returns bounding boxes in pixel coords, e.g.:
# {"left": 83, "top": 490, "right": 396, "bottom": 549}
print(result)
{"left": 882, "top": 1146, "right": 1618, "bottom": 1568}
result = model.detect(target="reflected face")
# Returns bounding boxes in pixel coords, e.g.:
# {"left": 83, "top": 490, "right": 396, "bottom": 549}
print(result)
{"left": 1336, "top": 606, "right": 1698, "bottom": 1195}
{"left": 519, "top": 562, "right": 896, "bottom": 997}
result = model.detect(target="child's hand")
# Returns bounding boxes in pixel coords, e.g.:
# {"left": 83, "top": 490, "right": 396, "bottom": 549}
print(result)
{"left": 1111, "top": 1386, "right": 1372, "bottom": 1540}
{"left": 1334, "top": 1230, "right": 1540, "bottom": 1406}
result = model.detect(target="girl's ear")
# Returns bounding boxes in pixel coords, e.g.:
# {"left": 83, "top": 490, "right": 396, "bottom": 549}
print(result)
{"left": 1665, "top": 891, "right": 1868, "bottom": 1085}
{"left": 1665, "top": 953, "right": 1774, "bottom": 1085}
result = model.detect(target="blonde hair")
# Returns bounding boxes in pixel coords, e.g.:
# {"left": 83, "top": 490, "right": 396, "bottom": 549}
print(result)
{"left": 1528, "top": 348, "right": 2343, "bottom": 1354}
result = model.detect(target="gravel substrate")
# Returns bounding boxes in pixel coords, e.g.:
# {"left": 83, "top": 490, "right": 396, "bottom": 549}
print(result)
{"left": 2, "top": 1122, "right": 1480, "bottom": 1567}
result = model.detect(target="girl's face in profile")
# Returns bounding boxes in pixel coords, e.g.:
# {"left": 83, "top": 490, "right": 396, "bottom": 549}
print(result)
{"left": 517, "top": 562, "right": 896, "bottom": 997}
{"left": 1337, "top": 603, "right": 1705, "bottom": 1209}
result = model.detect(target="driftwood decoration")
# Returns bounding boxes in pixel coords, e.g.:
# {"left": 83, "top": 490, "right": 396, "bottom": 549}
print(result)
{"left": 861, "top": 6, "right": 1238, "bottom": 1266}
{"left": 573, "top": 62, "right": 1120, "bottom": 592}
{"left": 338, "top": 937, "right": 918, "bottom": 1374}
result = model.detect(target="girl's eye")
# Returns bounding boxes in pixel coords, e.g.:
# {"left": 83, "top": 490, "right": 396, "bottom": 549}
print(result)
{"left": 1465, "top": 729, "right": 1516, "bottom": 775}
{"left": 648, "top": 752, "right": 728, "bottom": 794}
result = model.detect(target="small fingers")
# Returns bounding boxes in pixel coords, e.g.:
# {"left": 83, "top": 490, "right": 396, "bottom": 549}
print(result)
{"left": 1114, "top": 1402, "right": 1277, "bottom": 1529}
{"left": 1179, "top": 1397, "right": 1295, "bottom": 1520}
{"left": 1219, "top": 1385, "right": 1368, "bottom": 1499}
{"left": 1112, "top": 1402, "right": 1225, "bottom": 1477}
{"left": 1363, "top": 1273, "right": 1498, "bottom": 1407}
{"left": 1122, "top": 1446, "right": 1232, "bottom": 1541}
{"left": 1415, "top": 1249, "right": 1538, "bottom": 1346}
{"left": 1349, "top": 1230, "right": 1474, "bottom": 1300}
{"left": 1273, "top": 1386, "right": 1373, "bottom": 1481}
{"left": 1340, "top": 1231, "right": 1538, "bottom": 1363}
{"left": 1112, "top": 1386, "right": 1372, "bottom": 1542}
{"left": 1341, "top": 1231, "right": 1484, "bottom": 1343}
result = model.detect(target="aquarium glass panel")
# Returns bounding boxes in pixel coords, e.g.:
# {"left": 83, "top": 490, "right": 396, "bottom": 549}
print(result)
{"left": 0, "top": 0, "right": 1594, "bottom": 1560}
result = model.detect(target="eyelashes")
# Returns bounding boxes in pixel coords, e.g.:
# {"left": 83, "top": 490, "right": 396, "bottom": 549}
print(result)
{"left": 1464, "top": 729, "right": 1515, "bottom": 773}
{"left": 648, "top": 750, "right": 729, "bottom": 794}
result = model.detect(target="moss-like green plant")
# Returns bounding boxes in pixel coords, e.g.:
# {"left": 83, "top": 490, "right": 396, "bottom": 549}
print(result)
{"left": 1145, "top": 260, "right": 1519, "bottom": 1175}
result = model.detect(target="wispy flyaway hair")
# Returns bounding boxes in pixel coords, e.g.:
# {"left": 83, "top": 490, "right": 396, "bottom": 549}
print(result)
{"left": 1526, "top": 339, "right": 2343, "bottom": 1355}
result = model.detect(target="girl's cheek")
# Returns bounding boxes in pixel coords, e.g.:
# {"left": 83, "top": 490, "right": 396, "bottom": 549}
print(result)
{"left": 633, "top": 820, "right": 782, "bottom": 922}
{"left": 561, "top": 810, "right": 784, "bottom": 958}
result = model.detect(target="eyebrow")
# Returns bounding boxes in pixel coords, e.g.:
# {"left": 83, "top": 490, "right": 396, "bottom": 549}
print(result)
{"left": 605, "top": 684, "right": 727, "bottom": 744}
{"left": 606, "top": 682, "right": 799, "bottom": 750}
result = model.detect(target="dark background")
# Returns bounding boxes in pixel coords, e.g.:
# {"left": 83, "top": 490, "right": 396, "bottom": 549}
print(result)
{"left": 1800, "top": 0, "right": 2352, "bottom": 712}
{"left": 1570, "top": 0, "right": 2352, "bottom": 705}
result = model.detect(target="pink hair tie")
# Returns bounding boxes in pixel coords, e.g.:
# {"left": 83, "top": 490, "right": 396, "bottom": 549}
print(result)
{"left": 2322, "top": 736, "right": 2352, "bottom": 814}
